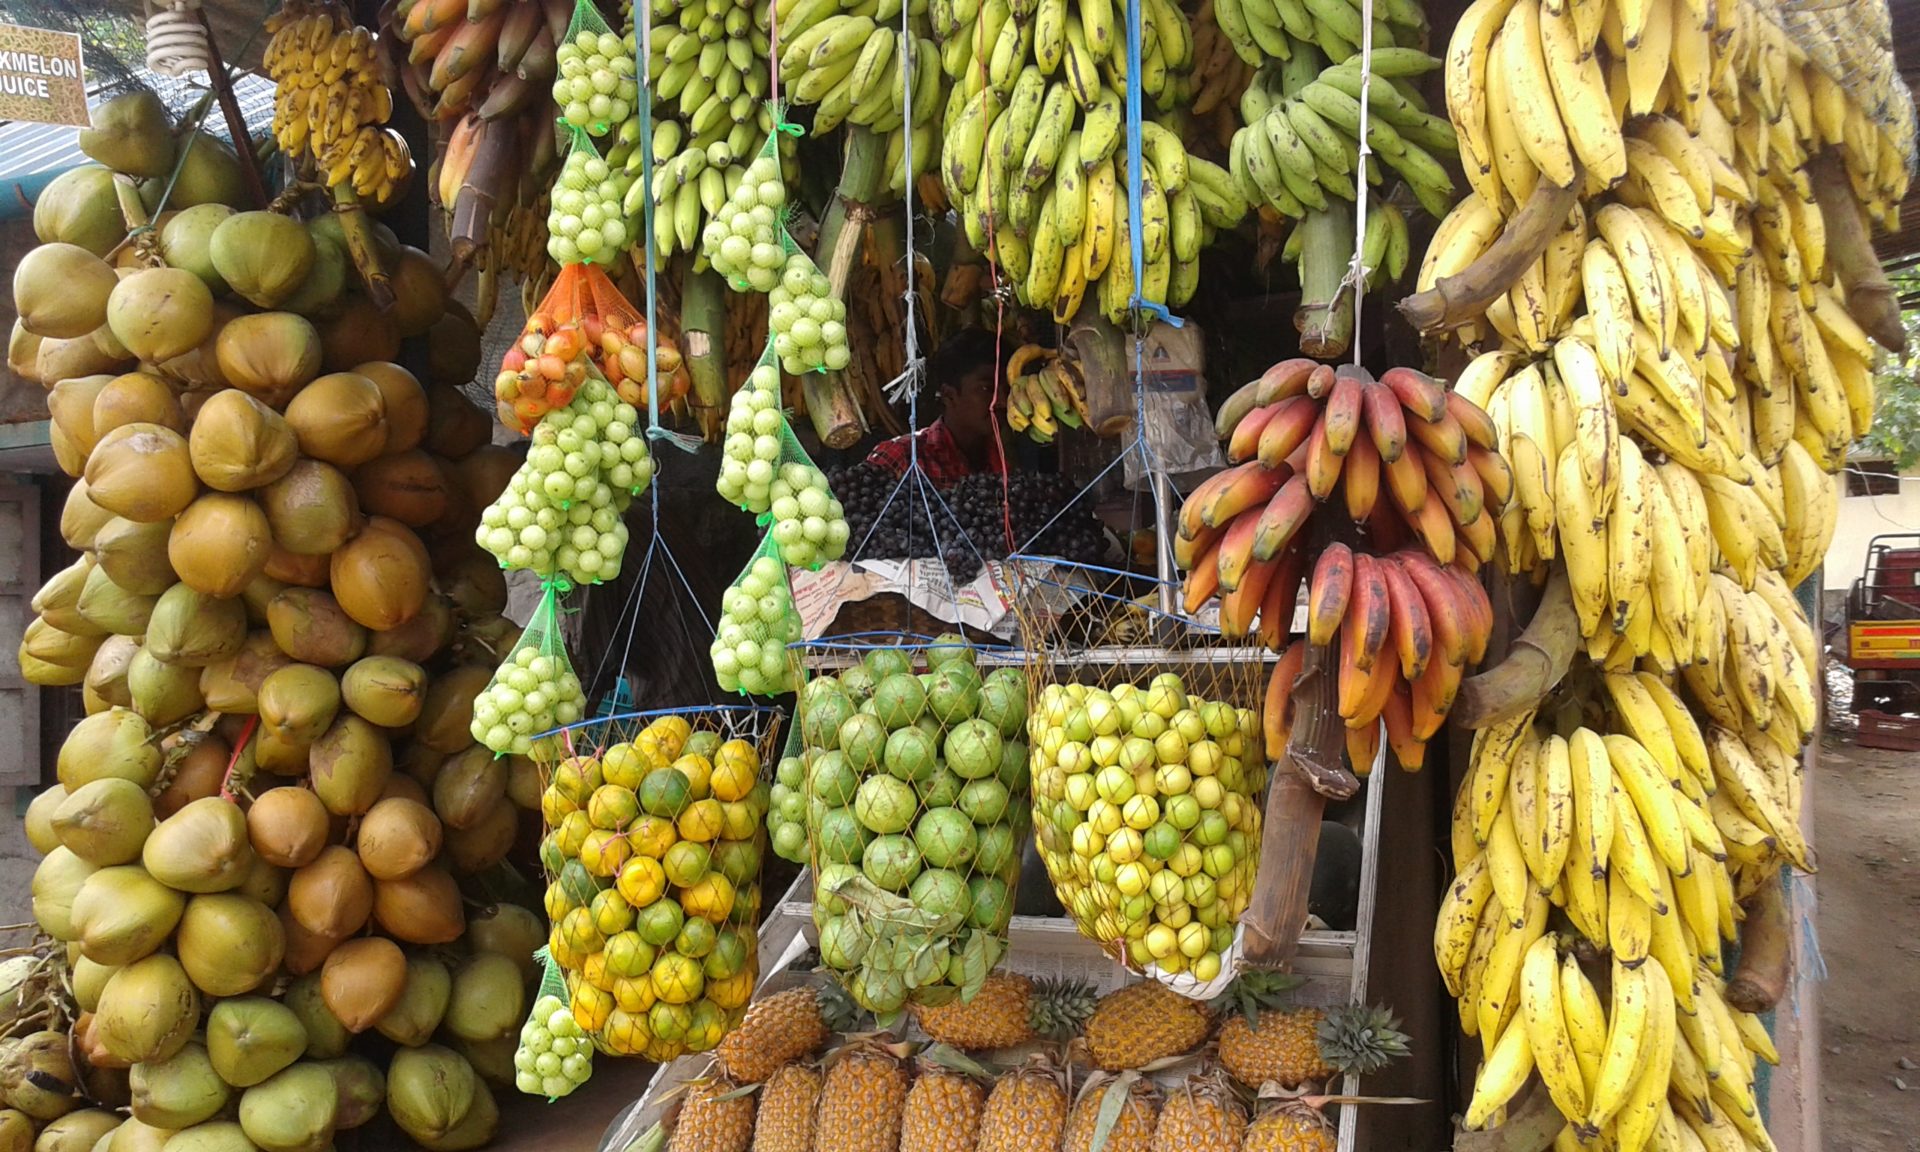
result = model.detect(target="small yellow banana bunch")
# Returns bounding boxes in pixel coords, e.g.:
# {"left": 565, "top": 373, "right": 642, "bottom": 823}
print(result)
{"left": 265, "top": 1, "right": 410, "bottom": 204}
{"left": 1004, "top": 343, "right": 1091, "bottom": 443}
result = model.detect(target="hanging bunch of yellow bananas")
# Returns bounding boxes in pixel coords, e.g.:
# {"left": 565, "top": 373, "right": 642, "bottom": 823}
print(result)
{"left": 265, "top": 0, "right": 412, "bottom": 204}
{"left": 1004, "top": 343, "right": 1091, "bottom": 442}
{"left": 1183, "top": 0, "right": 1257, "bottom": 160}
{"left": 775, "top": 0, "right": 945, "bottom": 196}
{"left": 638, "top": 0, "right": 787, "bottom": 261}
{"left": 1439, "top": 666, "right": 1799, "bottom": 1152}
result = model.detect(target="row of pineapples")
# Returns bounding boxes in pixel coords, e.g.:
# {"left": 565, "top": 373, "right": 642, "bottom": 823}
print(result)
{"left": 654, "top": 971, "right": 1408, "bottom": 1151}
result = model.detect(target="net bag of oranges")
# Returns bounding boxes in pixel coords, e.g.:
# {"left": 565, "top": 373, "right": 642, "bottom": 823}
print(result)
{"left": 1009, "top": 560, "right": 1270, "bottom": 999}
{"left": 791, "top": 634, "right": 1031, "bottom": 1018}
{"left": 534, "top": 706, "right": 783, "bottom": 1060}
{"left": 494, "top": 262, "right": 688, "bottom": 434}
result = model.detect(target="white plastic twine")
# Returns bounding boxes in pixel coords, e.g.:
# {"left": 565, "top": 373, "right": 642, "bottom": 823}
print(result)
{"left": 146, "top": 1, "right": 213, "bottom": 77}
{"left": 883, "top": 6, "right": 925, "bottom": 404}
{"left": 1347, "top": 0, "right": 1375, "bottom": 365}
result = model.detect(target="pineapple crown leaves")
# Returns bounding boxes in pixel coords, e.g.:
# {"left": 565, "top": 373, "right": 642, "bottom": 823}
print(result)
{"left": 1313, "top": 1003, "right": 1411, "bottom": 1077}
{"left": 1216, "top": 969, "right": 1309, "bottom": 1029}
{"left": 916, "top": 1042, "right": 998, "bottom": 1081}
{"left": 1078, "top": 1070, "right": 1160, "bottom": 1152}
{"left": 1029, "top": 976, "right": 1098, "bottom": 1042}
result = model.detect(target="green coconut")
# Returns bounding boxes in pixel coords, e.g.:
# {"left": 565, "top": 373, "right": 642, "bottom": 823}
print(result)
{"left": 92, "top": 518, "right": 178, "bottom": 597}
{"left": 80, "top": 91, "right": 174, "bottom": 177}
{"left": 210, "top": 214, "right": 313, "bottom": 310}
{"left": 211, "top": 313, "right": 321, "bottom": 408}
{"left": 236, "top": 1065, "right": 335, "bottom": 1152}
{"left": 374, "top": 956, "right": 452, "bottom": 1047}
{"left": 76, "top": 565, "right": 159, "bottom": 637}
{"left": 365, "top": 595, "right": 454, "bottom": 664}
{"left": 430, "top": 747, "right": 504, "bottom": 832}
{"left": 339, "top": 656, "right": 425, "bottom": 728}
{"left": 205, "top": 998, "right": 307, "bottom": 1089}
{"left": 94, "top": 955, "right": 198, "bottom": 1065}
{"left": 33, "top": 1108, "right": 120, "bottom": 1152}
{"left": 309, "top": 715, "right": 393, "bottom": 816}
{"left": 414, "top": 665, "right": 491, "bottom": 752}
{"left": 85, "top": 423, "right": 198, "bottom": 525}
{"left": 175, "top": 894, "right": 283, "bottom": 997}
{"left": 19, "top": 622, "right": 98, "bottom": 687}
{"left": 159, "top": 1123, "right": 259, "bottom": 1152}
{"left": 354, "top": 797, "right": 440, "bottom": 881}
{"left": 385, "top": 1046, "right": 490, "bottom": 1151}
{"left": 245, "top": 786, "right": 329, "bottom": 869}
{"left": 57, "top": 709, "right": 160, "bottom": 791}
{"left": 256, "top": 665, "right": 341, "bottom": 745}
{"left": 146, "top": 584, "right": 247, "bottom": 668}
{"left": 187, "top": 391, "right": 297, "bottom": 493}
{"left": 315, "top": 1057, "right": 383, "bottom": 1129}
{"left": 167, "top": 492, "right": 273, "bottom": 600}
{"left": 281, "top": 977, "right": 348, "bottom": 1061}
{"left": 69, "top": 865, "right": 183, "bottom": 966}
{"left": 143, "top": 797, "right": 254, "bottom": 894}
{"left": 277, "top": 231, "right": 347, "bottom": 318}
{"left": 127, "top": 647, "right": 205, "bottom": 728}
{"left": 33, "top": 167, "right": 124, "bottom": 255}
{"left": 47, "top": 374, "right": 115, "bottom": 469}
{"left": 159, "top": 205, "right": 234, "bottom": 293}
{"left": 15, "top": 244, "right": 118, "bottom": 339}
{"left": 149, "top": 134, "right": 246, "bottom": 210}
{"left": 129, "top": 1043, "right": 229, "bottom": 1130}
{"left": 0, "top": 1110, "right": 31, "bottom": 1152}
{"left": 108, "top": 269, "right": 214, "bottom": 363}
{"left": 199, "top": 632, "right": 286, "bottom": 714}
{"left": 24, "top": 784, "right": 66, "bottom": 854}
{"left": 266, "top": 587, "right": 372, "bottom": 667}
{"left": 107, "top": 1117, "right": 178, "bottom": 1152}
{"left": 61, "top": 480, "right": 114, "bottom": 551}
{"left": 287, "top": 846, "right": 372, "bottom": 939}
{"left": 30, "top": 848, "right": 97, "bottom": 941}
{"left": 0, "top": 1031, "right": 82, "bottom": 1121}
{"left": 258, "top": 461, "right": 361, "bottom": 556}
{"left": 465, "top": 905, "right": 545, "bottom": 982}
{"left": 441, "top": 954, "right": 523, "bottom": 1045}
{"left": 38, "top": 329, "right": 131, "bottom": 386}
{"left": 93, "top": 373, "right": 185, "bottom": 443}
{"left": 33, "top": 556, "right": 103, "bottom": 637}
{"left": 70, "top": 956, "right": 116, "bottom": 1014}
{"left": 51, "top": 778, "right": 154, "bottom": 867}
{"left": 234, "top": 854, "right": 287, "bottom": 909}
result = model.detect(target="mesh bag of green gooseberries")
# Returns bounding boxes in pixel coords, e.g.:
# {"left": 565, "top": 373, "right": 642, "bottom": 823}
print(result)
{"left": 713, "top": 343, "right": 851, "bottom": 568}
{"left": 547, "top": 125, "right": 637, "bottom": 266}
{"left": 471, "top": 582, "right": 588, "bottom": 757}
{"left": 514, "top": 947, "right": 593, "bottom": 1099}
{"left": 711, "top": 532, "right": 803, "bottom": 696}
{"left": 1007, "top": 559, "right": 1271, "bottom": 997}
{"left": 532, "top": 705, "right": 784, "bottom": 1062}
{"left": 791, "top": 634, "right": 1032, "bottom": 1018}
{"left": 702, "top": 102, "right": 796, "bottom": 292}
{"left": 553, "top": 0, "right": 638, "bottom": 138}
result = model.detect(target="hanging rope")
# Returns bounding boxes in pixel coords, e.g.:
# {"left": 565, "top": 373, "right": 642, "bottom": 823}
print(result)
{"left": 1346, "top": 0, "right": 1377, "bottom": 365}
{"left": 635, "top": 15, "right": 700, "bottom": 457}
{"left": 883, "top": 7, "right": 925, "bottom": 405}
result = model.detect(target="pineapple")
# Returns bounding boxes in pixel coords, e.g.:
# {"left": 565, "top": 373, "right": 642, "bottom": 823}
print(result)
{"left": 1218, "top": 1002, "right": 1409, "bottom": 1090}
{"left": 912, "top": 973, "right": 1096, "bottom": 1050}
{"left": 1083, "top": 982, "right": 1214, "bottom": 1070}
{"left": 716, "top": 983, "right": 856, "bottom": 1083}
{"left": 1240, "top": 1101, "right": 1335, "bottom": 1152}
{"left": 751, "top": 1064, "right": 821, "bottom": 1152}
{"left": 670, "top": 1078, "right": 755, "bottom": 1152}
{"left": 813, "top": 1041, "right": 909, "bottom": 1152}
{"left": 976, "top": 1055, "right": 1071, "bottom": 1152}
{"left": 899, "top": 1065, "right": 986, "bottom": 1152}
{"left": 1065, "top": 1076, "right": 1160, "bottom": 1152}
{"left": 1150, "top": 1073, "right": 1247, "bottom": 1152}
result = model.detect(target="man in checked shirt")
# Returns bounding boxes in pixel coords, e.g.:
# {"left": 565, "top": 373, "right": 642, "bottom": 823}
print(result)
{"left": 863, "top": 327, "right": 1009, "bottom": 483}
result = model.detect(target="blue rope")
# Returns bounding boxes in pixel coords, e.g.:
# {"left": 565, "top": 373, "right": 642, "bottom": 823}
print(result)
{"left": 637, "top": 19, "right": 698, "bottom": 458}
{"left": 1122, "top": 0, "right": 1177, "bottom": 331}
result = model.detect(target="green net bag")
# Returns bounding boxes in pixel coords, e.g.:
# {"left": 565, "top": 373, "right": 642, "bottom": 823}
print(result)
{"left": 548, "top": 126, "right": 637, "bottom": 266}
{"left": 531, "top": 706, "right": 784, "bottom": 1062}
{"left": 471, "top": 582, "right": 588, "bottom": 757}
{"left": 711, "top": 533, "right": 802, "bottom": 696}
{"left": 765, "top": 425, "right": 850, "bottom": 570}
{"left": 514, "top": 948, "right": 593, "bottom": 1099}
{"left": 553, "top": 2, "right": 638, "bottom": 138}
{"left": 769, "top": 226, "right": 852, "bottom": 375}
{"left": 766, "top": 714, "right": 810, "bottom": 863}
{"left": 703, "top": 101, "right": 799, "bottom": 290}
{"left": 794, "top": 637, "right": 1031, "bottom": 1019}
{"left": 716, "top": 342, "right": 782, "bottom": 512}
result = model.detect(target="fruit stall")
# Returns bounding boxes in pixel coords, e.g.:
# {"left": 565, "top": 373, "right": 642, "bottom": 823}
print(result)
{"left": 0, "top": 0, "right": 1906, "bottom": 1145}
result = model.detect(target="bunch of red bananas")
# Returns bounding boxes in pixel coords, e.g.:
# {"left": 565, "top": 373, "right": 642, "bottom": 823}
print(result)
{"left": 1176, "top": 357, "right": 1512, "bottom": 772}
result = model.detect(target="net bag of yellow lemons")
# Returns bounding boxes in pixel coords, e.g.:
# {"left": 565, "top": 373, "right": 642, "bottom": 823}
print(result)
{"left": 535, "top": 706, "right": 783, "bottom": 1060}
{"left": 1010, "top": 561, "right": 1269, "bottom": 998}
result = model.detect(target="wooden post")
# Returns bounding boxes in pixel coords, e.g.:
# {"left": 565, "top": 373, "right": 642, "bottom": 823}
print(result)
{"left": 194, "top": 9, "right": 269, "bottom": 213}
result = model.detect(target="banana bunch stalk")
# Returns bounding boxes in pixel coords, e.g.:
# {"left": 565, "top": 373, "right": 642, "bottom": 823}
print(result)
{"left": 1278, "top": 197, "right": 1411, "bottom": 290}
{"left": 637, "top": 0, "right": 782, "bottom": 262}
{"left": 386, "top": 0, "right": 564, "bottom": 123}
{"left": 1004, "top": 343, "right": 1092, "bottom": 442}
{"left": 776, "top": 0, "right": 945, "bottom": 196}
{"left": 1439, "top": 665, "right": 1801, "bottom": 1152}
{"left": 1184, "top": 357, "right": 1514, "bottom": 768}
{"left": 267, "top": 1, "right": 413, "bottom": 205}
{"left": 918, "top": 0, "right": 1250, "bottom": 322}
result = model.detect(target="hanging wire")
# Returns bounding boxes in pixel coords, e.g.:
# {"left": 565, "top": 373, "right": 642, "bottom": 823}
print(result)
{"left": 1345, "top": 0, "right": 1377, "bottom": 363}
{"left": 636, "top": 17, "right": 701, "bottom": 457}
{"left": 882, "top": 1, "right": 925, "bottom": 405}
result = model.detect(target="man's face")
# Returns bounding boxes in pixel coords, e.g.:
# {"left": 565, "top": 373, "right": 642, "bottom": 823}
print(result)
{"left": 943, "top": 364, "right": 1001, "bottom": 444}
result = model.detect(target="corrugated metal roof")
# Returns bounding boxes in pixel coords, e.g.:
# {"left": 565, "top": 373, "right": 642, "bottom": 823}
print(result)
{"left": 0, "top": 65, "right": 275, "bottom": 185}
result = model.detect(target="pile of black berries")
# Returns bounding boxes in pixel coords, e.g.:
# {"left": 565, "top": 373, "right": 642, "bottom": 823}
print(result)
{"left": 826, "top": 464, "right": 1107, "bottom": 582}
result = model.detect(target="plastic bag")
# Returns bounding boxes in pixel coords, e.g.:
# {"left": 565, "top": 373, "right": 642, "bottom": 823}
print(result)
{"left": 711, "top": 533, "right": 801, "bottom": 696}
{"left": 553, "top": 1, "right": 637, "bottom": 138}
{"left": 796, "top": 638, "right": 1030, "bottom": 1017}
{"left": 472, "top": 582, "right": 588, "bottom": 757}
{"left": 514, "top": 948, "right": 593, "bottom": 1098}
{"left": 704, "top": 102, "right": 796, "bottom": 290}
{"left": 532, "top": 707, "right": 783, "bottom": 1060}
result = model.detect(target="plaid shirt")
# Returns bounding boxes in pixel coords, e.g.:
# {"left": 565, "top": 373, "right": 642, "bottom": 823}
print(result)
{"left": 863, "top": 419, "right": 1000, "bottom": 485}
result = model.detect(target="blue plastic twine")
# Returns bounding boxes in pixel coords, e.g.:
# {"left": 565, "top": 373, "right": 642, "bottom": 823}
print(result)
{"left": 1122, "top": 0, "right": 1177, "bottom": 331}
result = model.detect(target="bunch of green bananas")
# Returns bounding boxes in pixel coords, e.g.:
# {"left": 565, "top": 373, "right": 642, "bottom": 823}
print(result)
{"left": 929, "top": 0, "right": 1249, "bottom": 324}
{"left": 632, "top": 0, "right": 786, "bottom": 260}
{"left": 776, "top": 0, "right": 944, "bottom": 196}
{"left": 1278, "top": 198, "right": 1411, "bottom": 289}
{"left": 1231, "top": 45, "right": 1457, "bottom": 223}
{"left": 1211, "top": 0, "right": 1427, "bottom": 70}
{"left": 1004, "top": 344, "right": 1090, "bottom": 442}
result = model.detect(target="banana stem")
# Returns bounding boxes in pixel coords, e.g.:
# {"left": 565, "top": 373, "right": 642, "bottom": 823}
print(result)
{"left": 682, "top": 263, "right": 729, "bottom": 442}
{"left": 804, "top": 126, "right": 889, "bottom": 449}
{"left": 1452, "top": 567, "right": 1577, "bottom": 729}
{"left": 331, "top": 184, "right": 395, "bottom": 311}
{"left": 1810, "top": 150, "right": 1906, "bottom": 354}
{"left": 1452, "top": 1081, "right": 1566, "bottom": 1152}
{"left": 1295, "top": 203, "right": 1356, "bottom": 359}
{"left": 1725, "top": 878, "right": 1790, "bottom": 1013}
{"left": 1397, "top": 177, "right": 1580, "bottom": 333}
